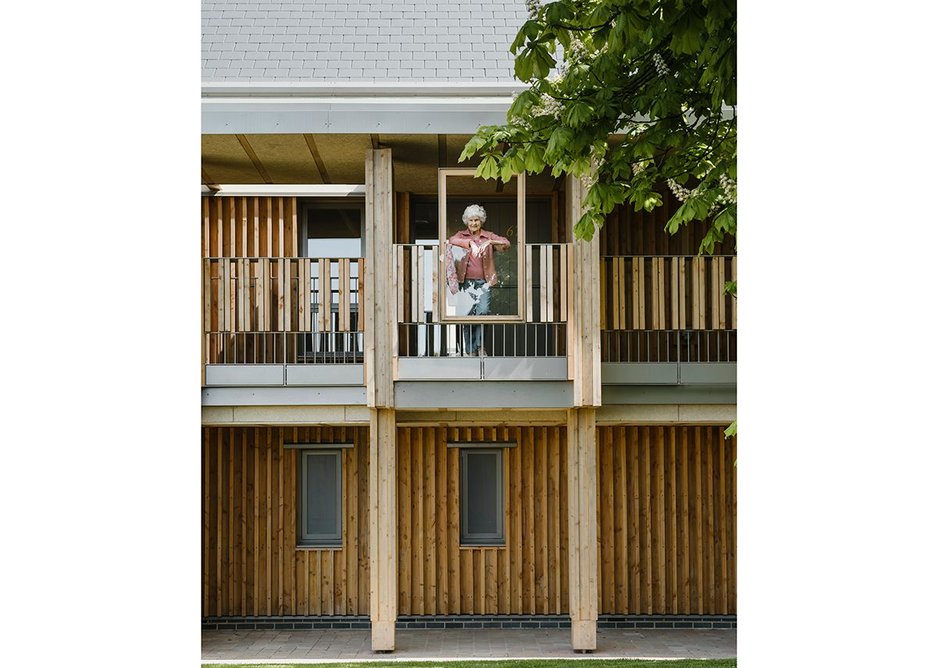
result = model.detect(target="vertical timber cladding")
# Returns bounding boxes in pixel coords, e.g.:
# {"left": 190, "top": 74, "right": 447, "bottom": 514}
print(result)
{"left": 596, "top": 425, "right": 737, "bottom": 615}
{"left": 201, "top": 196, "right": 298, "bottom": 258}
{"left": 201, "top": 196, "right": 303, "bottom": 343}
{"left": 202, "top": 195, "right": 299, "bottom": 257}
{"left": 201, "top": 426, "right": 370, "bottom": 617}
{"left": 597, "top": 197, "right": 737, "bottom": 332}
{"left": 396, "top": 426, "right": 569, "bottom": 615}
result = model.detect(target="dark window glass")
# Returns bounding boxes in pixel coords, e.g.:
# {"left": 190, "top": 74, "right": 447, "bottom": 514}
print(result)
{"left": 299, "top": 451, "right": 341, "bottom": 546}
{"left": 460, "top": 449, "right": 504, "bottom": 545}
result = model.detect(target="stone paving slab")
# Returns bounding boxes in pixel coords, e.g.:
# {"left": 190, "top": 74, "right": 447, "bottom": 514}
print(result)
{"left": 202, "top": 628, "right": 736, "bottom": 663}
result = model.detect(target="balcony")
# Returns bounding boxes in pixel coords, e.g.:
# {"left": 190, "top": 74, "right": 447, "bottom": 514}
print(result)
{"left": 394, "top": 243, "right": 571, "bottom": 382}
{"left": 202, "top": 256, "right": 364, "bottom": 390}
{"left": 200, "top": 251, "right": 736, "bottom": 400}
{"left": 600, "top": 255, "right": 737, "bottom": 391}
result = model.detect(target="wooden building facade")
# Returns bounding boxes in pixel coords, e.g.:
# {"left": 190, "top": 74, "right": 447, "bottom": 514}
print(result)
{"left": 201, "top": 0, "right": 738, "bottom": 651}
{"left": 201, "top": 104, "right": 735, "bottom": 658}
{"left": 203, "top": 424, "right": 736, "bottom": 621}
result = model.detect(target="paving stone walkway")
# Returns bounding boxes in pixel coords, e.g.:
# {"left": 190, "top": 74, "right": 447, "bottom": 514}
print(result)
{"left": 202, "top": 628, "right": 736, "bottom": 663}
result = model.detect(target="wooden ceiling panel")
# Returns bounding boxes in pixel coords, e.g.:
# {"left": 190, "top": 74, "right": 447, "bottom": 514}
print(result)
{"left": 382, "top": 134, "right": 438, "bottom": 194}
{"left": 242, "top": 134, "right": 324, "bottom": 184}
{"left": 201, "top": 133, "right": 565, "bottom": 194}
{"left": 202, "top": 135, "right": 269, "bottom": 183}
{"left": 311, "top": 134, "right": 373, "bottom": 184}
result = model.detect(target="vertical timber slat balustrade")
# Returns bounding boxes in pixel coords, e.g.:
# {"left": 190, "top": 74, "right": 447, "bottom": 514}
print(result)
{"left": 365, "top": 148, "right": 396, "bottom": 651}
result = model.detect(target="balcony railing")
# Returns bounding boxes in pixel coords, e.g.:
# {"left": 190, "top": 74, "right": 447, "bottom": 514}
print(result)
{"left": 600, "top": 255, "right": 736, "bottom": 331}
{"left": 398, "top": 322, "right": 567, "bottom": 358}
{"left": 394, "top": 243, "right": 571, "bottom": 358}
{"left": 202, "top": 257, "right": 363, "bottom": 365}
{"left": 601, "top": 329, "right": 737, "bottom": 363}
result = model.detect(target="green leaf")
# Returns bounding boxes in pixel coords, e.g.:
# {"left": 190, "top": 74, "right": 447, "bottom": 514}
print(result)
{"left": 544, "top": 2, "right": 574, "bottom": 23}
{"left": 507, "top": 90, "right": 536, "bottom": 119}
{"left": 510, "top": 19, "right": 542, "bottom": 54}
{"left": 530, "top": 44, "right": 556, "bottom": 79}
{"left": 563, "top": 100, "right": 593, "bottom": 128}
{"left": 476, "top": 155, "right": 499, "bottom": 180}
{"left": 515, "top": 49, "right": 535, "bottom": 81}
{"left": 574, "top": 211, "right": 600, "bottom": 241}
{"left": 523, "top": 143, "right": 546, "bottom": 173}
{"left": 545, "top": 126, "right": 574, "bottom": 159}
{"left": 642, "top": 191, "right": 663, "bottom": 212}
{"left": 724, "top": 420, "right": 737, "bottom": 438}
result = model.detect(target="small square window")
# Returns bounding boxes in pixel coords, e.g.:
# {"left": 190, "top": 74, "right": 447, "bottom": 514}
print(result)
{"left": 298, "top": 450, "right": 342, "bottom": 547}
{"left": 460, "top": 448, "right": 504, "bottom": 546}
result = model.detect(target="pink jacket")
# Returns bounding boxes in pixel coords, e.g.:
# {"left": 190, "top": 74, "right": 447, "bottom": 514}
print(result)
{"left": 447, "top": 229, "right": 511, "bottom": 286}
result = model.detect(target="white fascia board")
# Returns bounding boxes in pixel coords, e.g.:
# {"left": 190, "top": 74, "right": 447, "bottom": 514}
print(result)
{"left": 202, "top": 81, "right": 527, "bottom": 98}
{"left": 202, "top": 80, "right": 528, "bottom": 134}
{"left": 202, "top": 184, "right": 365, "bottom": 197}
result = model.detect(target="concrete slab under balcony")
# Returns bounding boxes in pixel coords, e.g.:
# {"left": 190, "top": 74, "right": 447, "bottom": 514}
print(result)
{"left": 395, "top": 381, "right": 573, "bottom": 409}
{"left": 397, "top": 357, "right": 568, "bottom": 381}
{"left": 204, "top": 364, "right": 364, "bottom": 387}
{"left": 602, "top": 362, "right": 736, "bottom": 386}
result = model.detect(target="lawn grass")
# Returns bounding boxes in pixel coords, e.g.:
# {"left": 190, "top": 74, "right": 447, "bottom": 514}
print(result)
{"left": 203, "top": 661, "right": 736, "bottom": 668}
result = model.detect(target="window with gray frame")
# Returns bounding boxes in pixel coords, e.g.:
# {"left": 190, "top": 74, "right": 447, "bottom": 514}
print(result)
{"left": 298, "top": 450, "right": 342, "bottom": 547}
{"left": 460, "top": 448, "right": 504, "bottom": 546}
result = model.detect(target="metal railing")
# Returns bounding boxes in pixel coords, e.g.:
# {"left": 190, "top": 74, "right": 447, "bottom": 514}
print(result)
{"left": 398, "top": 322, "right": 567, "bottom": 358}
{"left": 601, "top": 329, "right": 737, "bottom": 363}
{"left": 204, "top": 331, "right": 364, "bottom": 365}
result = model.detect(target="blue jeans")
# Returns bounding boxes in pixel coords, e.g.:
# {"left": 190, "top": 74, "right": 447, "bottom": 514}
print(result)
{"left": 460, "top": 279, "right": 490, "bottom": 354}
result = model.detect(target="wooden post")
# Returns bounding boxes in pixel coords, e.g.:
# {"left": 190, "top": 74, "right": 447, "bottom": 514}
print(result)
{"left": 565, "top": 174, "right": 602, "bottom": 406}
{"left": 567, "top": 407, "right": 598, "bottom": 651}
{"left": 369, "top": 408, "right": 397, "bottom": 651}
{"left": 365, "top": 148, "right": 397, "bottom": 651}
{"left": 365, "top": 148, "right": 395, "bottom": 408}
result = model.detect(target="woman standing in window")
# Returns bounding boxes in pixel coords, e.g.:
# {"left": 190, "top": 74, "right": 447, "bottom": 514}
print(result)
{"left": 447, "top": 204, "right": 510, "bottom": 355}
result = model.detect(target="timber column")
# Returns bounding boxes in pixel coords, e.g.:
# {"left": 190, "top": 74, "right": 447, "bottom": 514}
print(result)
{"left": 565, "top": 173, "right": 600, "bottom": 651}
{"left": 365, "top": 148, "right": 397, "bottom": 651}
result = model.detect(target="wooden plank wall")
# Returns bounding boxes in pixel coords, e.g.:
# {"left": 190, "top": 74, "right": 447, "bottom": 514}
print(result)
{"left": 202, "top": 426, "right": 370, "bottom": 617}
{"left": 201, "top": 196, "right": 298, "bottom": 258}
{"left": 596, "top": 426, "right": 737, "bottom": 615}
{"left": 396, "top": 426, "right": 569, "bottom": 615}
{"left": 598, "top": 195, "right": 737, "bottom": 256}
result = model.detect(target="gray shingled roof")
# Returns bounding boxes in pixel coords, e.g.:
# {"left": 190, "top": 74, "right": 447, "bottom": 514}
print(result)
{"left": 202, "top": 1, "right": 530, "bottom": 82}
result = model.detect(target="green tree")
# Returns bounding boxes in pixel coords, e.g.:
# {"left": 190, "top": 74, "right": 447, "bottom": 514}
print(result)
{"left": 461, "top": 0, "right": 736, "bottom": 253}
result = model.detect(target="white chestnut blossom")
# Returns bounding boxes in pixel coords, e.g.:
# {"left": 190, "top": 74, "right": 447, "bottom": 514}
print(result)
{"left": 652, "top": 52, "right": 670, "bottom": 77}
{"left": 535, "top": 93, "right": 562, "bottom": 119}
{"left": 718, "top": 174, "right": 737, "bottom": 204}
{"left": 526, "top": 0, "right": 540, "bottom": 18}
{"left": 666, "top": 178, "right": 695, "bottom": 202}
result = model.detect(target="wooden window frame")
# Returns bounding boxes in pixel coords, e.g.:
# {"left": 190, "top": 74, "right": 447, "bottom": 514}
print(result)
{"left": 438, "top": 168, "right": 526, "bottom": 323}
